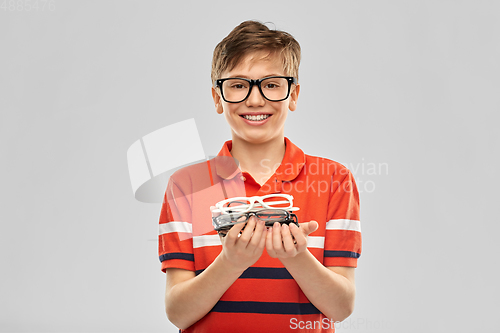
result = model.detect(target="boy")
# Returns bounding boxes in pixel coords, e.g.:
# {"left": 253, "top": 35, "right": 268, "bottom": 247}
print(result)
{"left": 158, "top": 20, "right": 361, "bottom": 332}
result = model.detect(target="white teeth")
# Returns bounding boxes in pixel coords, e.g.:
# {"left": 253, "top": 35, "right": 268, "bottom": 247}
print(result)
{"left": 243, "top": 114, "right": 270, "bottom": 121}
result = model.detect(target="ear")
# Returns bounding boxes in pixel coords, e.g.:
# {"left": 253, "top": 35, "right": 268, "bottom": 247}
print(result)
{"left": 288, "top": 83, "right": 300, "bottom": 112}
{"left": 212, "top": 86, "right": 224, "bottom": 114}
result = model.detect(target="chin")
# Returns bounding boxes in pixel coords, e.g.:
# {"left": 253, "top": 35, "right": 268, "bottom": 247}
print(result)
{"left": 241, "top": 133, "right": 281, "bottom": 145}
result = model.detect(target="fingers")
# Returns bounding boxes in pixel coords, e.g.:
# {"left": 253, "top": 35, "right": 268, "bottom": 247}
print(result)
{"left": 289, "top": 223, "right": 307, "bottom": 252}
{"left": 270, "top": 222, "right": 296, "bottom": 257}
{"left": 248, "top": 218, "right": 266, "bottom": 249}
{"left": 258, "top": 225, "right": 267, "bottom": 249}
{"left": 227, "top": 217, "right": 265, "bottom": 252}
{"left": 227, "top": 219, "right": 317, "bottom": 259}
{"left": 219, "top": 217, "right": 267, "bottom": 271}
{"left": 266, "top": 222, "right": 311, "bottom": 258}
{"left": 237, "top": 216, "right": 257, "bottom": 244}
{"left": 224, "top": 220, "right": 246, "bottom": 246}
{"left": 272, "top": 222, "right": 284, "bottom": 251}
{"left": 308, "top": 220, "right": 319, "bottom": 233}
{"left": 298, "top": 220, "right": 319, "bottom": 236}
{"left": 266, "top": 224, "right": 277, "bottom": 258}
{"left": 281, "top": 224, "right": 296, "bottom": 253}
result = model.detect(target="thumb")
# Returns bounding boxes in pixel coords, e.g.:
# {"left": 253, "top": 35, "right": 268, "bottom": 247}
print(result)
{"left": 298, "top": 220, "right": 319, "bottom": 235}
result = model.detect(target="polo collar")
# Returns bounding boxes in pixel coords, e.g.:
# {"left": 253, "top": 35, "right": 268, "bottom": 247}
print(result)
{"left": 214, "top": 137, "right": 306, "bottom": 181}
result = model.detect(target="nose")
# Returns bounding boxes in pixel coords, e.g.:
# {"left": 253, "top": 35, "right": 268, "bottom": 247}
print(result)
{"left": 245, "top": 84, "right": 266, "bottom": 107}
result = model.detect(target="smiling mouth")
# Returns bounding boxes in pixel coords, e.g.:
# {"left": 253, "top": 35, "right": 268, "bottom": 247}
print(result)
{"left": 241, "top": 114, "right": 271, "bottom": 121}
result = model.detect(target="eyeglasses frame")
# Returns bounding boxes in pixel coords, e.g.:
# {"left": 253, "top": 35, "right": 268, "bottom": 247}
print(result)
{"left": 213, "top": 193, "right": 297, "bottom": 215}
{"left": 213, "top": 209, "right": 299, "bottom": 235}
{"left": 214, "top": 76, "right": 297, "bottom": 103}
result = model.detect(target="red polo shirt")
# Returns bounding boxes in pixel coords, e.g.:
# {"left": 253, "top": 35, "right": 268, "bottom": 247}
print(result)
{"left": 158, "top": 137, "right": 361, "bottom": 332}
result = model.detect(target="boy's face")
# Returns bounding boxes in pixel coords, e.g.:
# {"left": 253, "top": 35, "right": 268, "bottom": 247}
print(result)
{"left": 212, "top": 51, "right": 300, "bottom": 146}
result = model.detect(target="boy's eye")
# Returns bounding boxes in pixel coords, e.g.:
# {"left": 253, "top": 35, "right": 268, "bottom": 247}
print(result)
{"left": 231, "top": 84, "right": 246, "bottom": 89}
{"left": 226, "top": 80, "right": 249, "bottom": 89}
{"left": 264, "top": 83, "right": 280, "bottom": 89}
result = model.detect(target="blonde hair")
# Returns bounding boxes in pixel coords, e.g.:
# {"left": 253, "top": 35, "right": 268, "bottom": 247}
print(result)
{"left": 211, "top": 20, "right": 301, "bottom": 85}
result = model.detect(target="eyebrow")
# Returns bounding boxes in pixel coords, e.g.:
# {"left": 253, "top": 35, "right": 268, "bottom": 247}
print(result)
{"left": 226, "top": 73, "right": 284, "bottom": 79}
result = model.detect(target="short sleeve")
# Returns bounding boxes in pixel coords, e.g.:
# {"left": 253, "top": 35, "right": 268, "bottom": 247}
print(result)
{"left": 158, "top": 178, "right": 195, "bottom": 273}
{"left": 323, "top": 170, "right": 362, "bottom": 267}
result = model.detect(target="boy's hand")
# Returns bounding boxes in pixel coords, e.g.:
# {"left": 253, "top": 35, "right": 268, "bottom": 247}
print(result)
{"left": 218, "top": 215, "right": 267, "bottom": 271}
{"left": 265, "top": 220, "right": 319, "bottom": 259}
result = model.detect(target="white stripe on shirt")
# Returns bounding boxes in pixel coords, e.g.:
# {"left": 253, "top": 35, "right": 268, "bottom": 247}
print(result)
{"left": 326, "top": 219, "right": 361, "bottom": 232}
{"left": 307, "top": 236, "right": 325, "bottom": 248}
{"left": 193, "top": 234, "right": 222, "bottom": 248}
{"left": 159, "top": 221, "right": 192, "bottom": 235}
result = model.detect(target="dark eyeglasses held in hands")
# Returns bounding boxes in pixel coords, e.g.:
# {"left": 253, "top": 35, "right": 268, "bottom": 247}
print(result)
{"left": 213, "top": 208, "right": 299, "bottom": 237}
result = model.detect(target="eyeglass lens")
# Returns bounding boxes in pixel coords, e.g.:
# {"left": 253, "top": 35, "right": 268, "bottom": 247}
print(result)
{"left": 223, "top": 197, "right": 291, "bottom": 212}
{"left": 221, "top": 77, "right": 290, "bottom": 102}
{"left": 215, "top": 209, "right": 289, "bottom": 226}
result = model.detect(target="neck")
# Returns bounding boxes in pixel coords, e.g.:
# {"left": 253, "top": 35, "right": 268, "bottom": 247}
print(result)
{"left": 230, "top": 136, "right": 286, "bottom": 186}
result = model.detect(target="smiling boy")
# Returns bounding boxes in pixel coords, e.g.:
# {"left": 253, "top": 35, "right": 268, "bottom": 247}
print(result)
{"left": 159, "top": 21, "right": 361, "bottom": 332}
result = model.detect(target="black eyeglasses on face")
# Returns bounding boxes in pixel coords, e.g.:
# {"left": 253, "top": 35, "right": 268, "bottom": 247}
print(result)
{"left": 214, "top": 76, "right": 297, "bottom": 103}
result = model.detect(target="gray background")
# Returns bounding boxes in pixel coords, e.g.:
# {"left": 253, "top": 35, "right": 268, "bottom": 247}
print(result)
{"left": 1, "top": 0, "right": 499, "bottom": 332}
